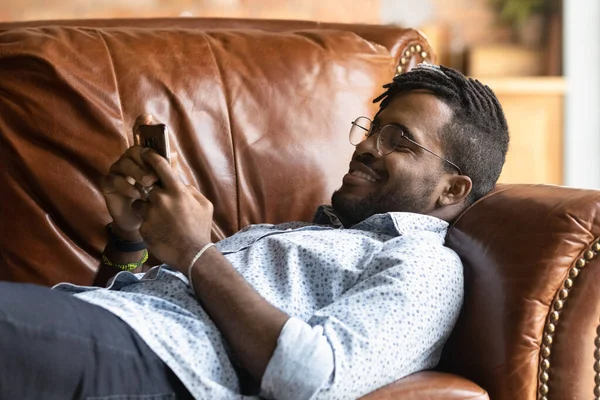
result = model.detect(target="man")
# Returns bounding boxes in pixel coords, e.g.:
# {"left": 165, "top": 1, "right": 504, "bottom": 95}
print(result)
{"left": 0, "top": 64, "right": 509, "bottom": 399}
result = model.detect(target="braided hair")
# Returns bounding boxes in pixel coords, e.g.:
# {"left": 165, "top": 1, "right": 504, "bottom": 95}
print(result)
{"left": 374, "top": 64, "right": 509, "bottom": 205}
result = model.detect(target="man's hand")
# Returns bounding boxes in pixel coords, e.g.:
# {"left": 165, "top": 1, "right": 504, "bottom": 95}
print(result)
{"left": 134, "top": 149, "right": 290, "bottom": 384}
{"left": 100, "top": 114, "right": 159, "bottom": 241}
{"left": 132, "top": 149, "right": 214, "bottom": 270}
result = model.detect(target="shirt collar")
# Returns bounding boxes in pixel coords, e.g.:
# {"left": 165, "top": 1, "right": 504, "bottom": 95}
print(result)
{"left": 313, "top": 205, "right": 449, "bottom": 238}
{"left": 312, "top": 205, "right": 344, "bottom": 227}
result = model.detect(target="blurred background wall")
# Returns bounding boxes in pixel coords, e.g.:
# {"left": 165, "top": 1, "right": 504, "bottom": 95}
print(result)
{"left": 0, "top": 0, "right": 559, "bottom": 76}
{"left": 1, "top": 0, "right": 597, "bottom": 188}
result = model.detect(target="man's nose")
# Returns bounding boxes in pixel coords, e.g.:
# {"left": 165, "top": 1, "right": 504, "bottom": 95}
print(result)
{"left": 354, "top": 133, "right": 382, "bottom": 158}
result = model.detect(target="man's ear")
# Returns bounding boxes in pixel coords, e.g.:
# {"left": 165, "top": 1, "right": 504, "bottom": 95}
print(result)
{"left": 437, "top": 175, "right": 472, "bottom": 207}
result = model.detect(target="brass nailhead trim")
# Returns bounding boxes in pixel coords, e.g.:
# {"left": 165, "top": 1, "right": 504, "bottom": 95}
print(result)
{"left": 541, "top": 346, "right": 551, "bottom": 358}
{"left": 396, "top": 42, "right": 428, "bottom": 76}
{"left": 569, "top": 268, "right": 580, "bottom": 278}
{"left": 553, "top": 300, "right": 564, "bottom": 310}
{"left": 595, "top": 244, "right": 600, "bottom": 400}
{"left": 539, "top": 239, "right": 600, "bottom": 400}
{"left": 541, "top": 359, "right": 550, "bottom": 370}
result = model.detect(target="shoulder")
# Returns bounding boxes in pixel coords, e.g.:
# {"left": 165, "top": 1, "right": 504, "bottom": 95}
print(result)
{"left": 360, "top": 231, "right": 463, "bottom": 297}
{"left": 384, "top": 229, "right": 461, "bottom": 268}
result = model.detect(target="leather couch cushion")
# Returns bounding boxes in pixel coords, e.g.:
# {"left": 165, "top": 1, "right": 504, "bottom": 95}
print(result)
{"left": 0, "top": 26, "right": 398, "bottom": 284}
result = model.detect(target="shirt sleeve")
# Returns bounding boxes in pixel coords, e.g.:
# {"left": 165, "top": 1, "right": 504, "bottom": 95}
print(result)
{"left": 263, "top": 234, "right": 464, "bottom": 399}
{"left": 260, "top": 317, "right": 335, "bottom": 400}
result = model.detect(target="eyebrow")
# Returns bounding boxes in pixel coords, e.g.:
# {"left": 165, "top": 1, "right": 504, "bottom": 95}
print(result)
{"left": 373, "top": 117, "right": 420, "bottom": 144}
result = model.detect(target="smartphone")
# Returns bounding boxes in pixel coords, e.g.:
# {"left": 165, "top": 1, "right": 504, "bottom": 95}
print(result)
{"left": 136, "top": 124, "right": 171, "bottom": 164}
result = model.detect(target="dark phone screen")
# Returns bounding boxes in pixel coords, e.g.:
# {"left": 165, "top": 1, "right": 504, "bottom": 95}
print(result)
{"left": 137, "top": 124, "right": 170, "bottom": 161}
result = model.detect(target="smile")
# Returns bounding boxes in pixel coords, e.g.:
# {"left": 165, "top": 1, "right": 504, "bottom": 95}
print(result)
{"left": 348, "top": 170, "right": 378, "bottom": 182}
{"left": 347, "top": 160, "right": 383, "bottom": 182}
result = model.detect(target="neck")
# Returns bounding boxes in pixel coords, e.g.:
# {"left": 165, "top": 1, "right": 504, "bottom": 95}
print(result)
{"left": 428, "top": 203, "right": 465, "bottom": 223}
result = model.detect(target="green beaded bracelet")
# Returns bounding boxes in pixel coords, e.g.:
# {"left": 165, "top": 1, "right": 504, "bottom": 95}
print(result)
{"left": 101, "top": 249, "right": 149, "bottom": 271}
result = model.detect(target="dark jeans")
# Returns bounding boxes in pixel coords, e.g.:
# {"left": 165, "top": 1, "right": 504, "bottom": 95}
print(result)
{"left": 0, "top": 282, "right": 193, "bottom": 400}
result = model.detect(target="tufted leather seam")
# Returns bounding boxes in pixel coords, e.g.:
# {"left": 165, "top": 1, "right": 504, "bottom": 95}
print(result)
{"left": 199, "top": 32, "right": 239, "bottom": 233}
{"left": 95, "top": 30, "right": 128, "bottom": 145}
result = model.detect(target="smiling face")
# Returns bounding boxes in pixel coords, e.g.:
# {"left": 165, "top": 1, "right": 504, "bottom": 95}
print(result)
{"left": 331, "top": 90, "right": 462, "bottom": 226}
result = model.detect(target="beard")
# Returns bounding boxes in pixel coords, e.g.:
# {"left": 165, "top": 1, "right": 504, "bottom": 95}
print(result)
{"left": 331, "top": 180, "right": 436, "bottom": 227}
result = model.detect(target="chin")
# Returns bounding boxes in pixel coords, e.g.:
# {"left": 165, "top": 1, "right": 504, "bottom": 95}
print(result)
{"left": 332, "top": 184, "right": 434, "bottom": 224}
{"left": 331, "top": 189, "right": 374, "bottom": 226}
{"left": 335, "top": 182, "right": 375, "bottom": 200}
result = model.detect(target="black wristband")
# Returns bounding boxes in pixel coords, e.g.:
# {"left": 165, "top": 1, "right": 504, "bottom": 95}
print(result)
{"left": 105, "top": 224, "right": 146, "bottom": 252}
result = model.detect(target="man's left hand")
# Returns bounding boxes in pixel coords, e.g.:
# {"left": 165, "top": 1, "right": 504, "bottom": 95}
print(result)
{"left": 133, "top": 149, "right": 213, "bottom": 271}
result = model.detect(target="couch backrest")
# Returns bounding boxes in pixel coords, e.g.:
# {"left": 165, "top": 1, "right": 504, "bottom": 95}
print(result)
{"left": 0, "top": 17, "right": 430, "bottom": 66}
{"left": 0, "top": 18, "right": 432, "bottom": 285}
{"left": 442, "top": 184, "right": 600, "bottom": 400}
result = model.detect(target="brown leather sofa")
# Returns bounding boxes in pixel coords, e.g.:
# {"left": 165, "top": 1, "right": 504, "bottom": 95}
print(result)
{"left": 1, "top": 17, "right": 599, "bottom": 400}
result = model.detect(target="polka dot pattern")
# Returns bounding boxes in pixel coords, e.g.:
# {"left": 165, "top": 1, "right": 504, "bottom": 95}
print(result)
{"left": 54, "top": 207, "right": 463, "bottom": 399}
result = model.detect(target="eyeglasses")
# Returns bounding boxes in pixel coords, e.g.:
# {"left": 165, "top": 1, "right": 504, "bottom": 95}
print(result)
{"left": 349, "top": 116, "right": 463, "bottom": 175}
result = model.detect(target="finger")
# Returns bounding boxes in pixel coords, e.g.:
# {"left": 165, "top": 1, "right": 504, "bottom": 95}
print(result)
{"left": 133, "top": 114, "right": 154, "bottom": 146}
{"left": 122, "top": 145, "right": 149, "bottom": 170}
{"left": 131, "top": 199, "right": 149, "bottom": 219}
{"left": 141, "top": 149, "right": 182, "bottom": 191}
{"left": 145, "top": 186, "right": 168, "bottom": 204}
{"left": 133, "top": 114, "right": 155, "bottom": 135}
{"left": 102, "top": 174, "right": 144, "bottom": 200}
{"left": 110, "top": 157, "right": 157, "bottom": 187}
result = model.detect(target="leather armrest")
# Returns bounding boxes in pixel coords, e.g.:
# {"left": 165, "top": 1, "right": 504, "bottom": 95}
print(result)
{"left": 359, "top": 371, "right": 489, "bottom": 400}
{"left": 442, "top": 184, "right": 600, "bottom": 399}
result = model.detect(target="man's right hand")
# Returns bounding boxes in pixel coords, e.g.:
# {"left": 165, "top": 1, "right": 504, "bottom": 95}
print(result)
{"left": 100, "top": 144, "right": 159, "bottom": 241}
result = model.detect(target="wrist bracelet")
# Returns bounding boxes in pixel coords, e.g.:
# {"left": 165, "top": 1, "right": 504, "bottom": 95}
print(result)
{"left": 187, "top": 243, "right": 215, "bottom": 294}
{"left": 102, "top": 249, "right": 149, "bottom": 272}
{"left": 106, "top": 223, "right": 146, "bottom": 252}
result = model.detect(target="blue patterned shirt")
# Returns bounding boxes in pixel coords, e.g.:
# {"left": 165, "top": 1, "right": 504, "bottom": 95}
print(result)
{"left": 54, "top": 207, "right": 464, "bottom": 399}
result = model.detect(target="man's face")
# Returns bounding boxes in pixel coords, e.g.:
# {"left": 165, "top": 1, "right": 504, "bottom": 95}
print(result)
{"left": 331, "top": 91, "right": 454, "bottom": 226}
